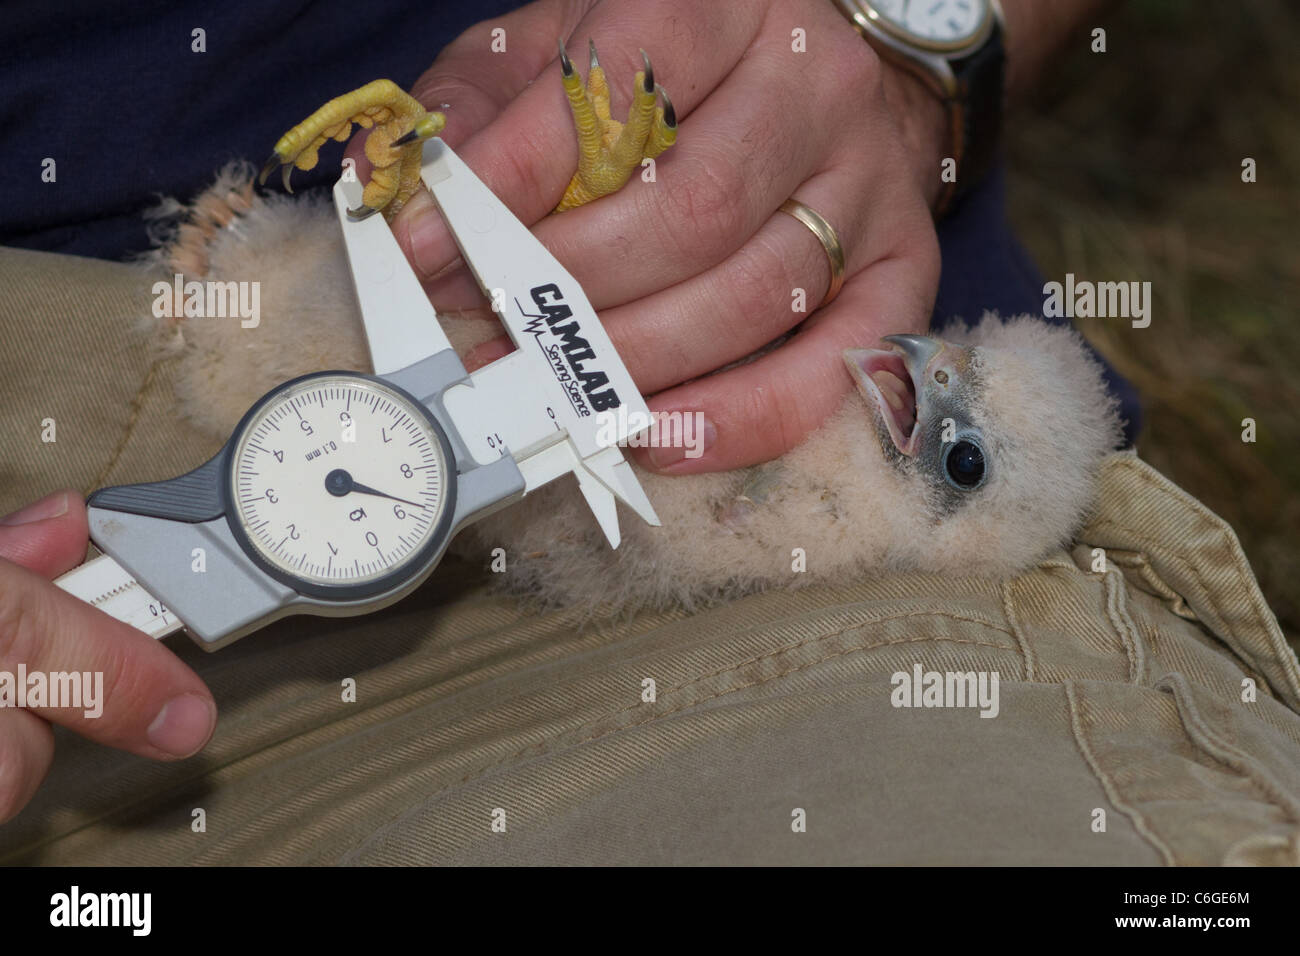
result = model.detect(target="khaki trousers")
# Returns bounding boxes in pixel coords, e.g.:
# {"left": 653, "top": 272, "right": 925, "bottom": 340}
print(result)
{"left": 2, "top": 246, "right": 1297, "bottom": 865}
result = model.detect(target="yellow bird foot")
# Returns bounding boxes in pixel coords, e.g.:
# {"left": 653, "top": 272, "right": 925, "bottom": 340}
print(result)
{"left": 553, "top": 39, "right": 677, "bottom": 213}
{"left": 260, "top": 48, "right": 673, "bottom": 220}
{"left": 257, "top": 78, "right": 445, "bottom": 222}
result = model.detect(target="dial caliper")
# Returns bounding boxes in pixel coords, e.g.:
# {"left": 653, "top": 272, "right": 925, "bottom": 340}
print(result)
{"left": 55, "top": 139, "right": 659, "bottom": 651}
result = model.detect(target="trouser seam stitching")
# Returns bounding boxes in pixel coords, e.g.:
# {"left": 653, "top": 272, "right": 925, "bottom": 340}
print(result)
{"left": 1063, "top": 679, "right": 1177, "bottom": 865}
{"left": 1155, "top": 672, "right": 1300, "bottom": 825}
{"left": 88, "top": 356, "right": 165, "bottom": 492}
{"left": 1103, "top": 568, "right": 1145, "bottom": 684}
{"left": 1093, "top": 458, "right": 1299, "bottom": 700}
{"left": 1001, "top": 577, "right": 1035, "bottom": 682}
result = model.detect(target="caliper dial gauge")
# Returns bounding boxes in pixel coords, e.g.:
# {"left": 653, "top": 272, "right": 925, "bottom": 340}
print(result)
{"left": 226, "top": 372, "right": 455, "bottom": 599}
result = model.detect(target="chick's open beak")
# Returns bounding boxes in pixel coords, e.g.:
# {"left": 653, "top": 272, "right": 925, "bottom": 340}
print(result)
{"left": 843, "top": 334, "right": 946, "bottom": 458}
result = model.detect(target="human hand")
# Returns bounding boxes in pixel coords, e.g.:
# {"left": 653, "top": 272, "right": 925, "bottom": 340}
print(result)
{"left": 0, "top": 491, "right": 217, "bottom": 823}
{"left": 353, "top": 0, "right": 945, "bottom": 472}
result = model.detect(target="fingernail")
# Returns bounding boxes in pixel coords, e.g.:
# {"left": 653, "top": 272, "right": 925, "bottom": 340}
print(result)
{"left": 647, "top": 413, "right": 716, "bottom": 468}
{"left": 147, "top": 693, "right": 216, "bottom": 758}
{"left": 0, "top": 491, "right": 69, "bottom": 526}
{"left": 407, "top": 203, "right": 456, "bottom": 278}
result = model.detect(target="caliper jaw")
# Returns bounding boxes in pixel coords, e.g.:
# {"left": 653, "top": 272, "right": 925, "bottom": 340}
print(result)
{"left": 335, "top": 139, "right": 659, "bottom": 547}
{"left": 332, "top": 169, "right": 648, "bottom": 551}
{"left": 409, "top": 138, "right": 660, "bottom": 545}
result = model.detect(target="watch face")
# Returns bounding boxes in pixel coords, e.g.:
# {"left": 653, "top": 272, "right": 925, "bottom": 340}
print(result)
{"left": 228, "top": 373, "right": 452, "bottom": 592}
{"left": 867, "top": 0, "right": 991, "bottom": 50}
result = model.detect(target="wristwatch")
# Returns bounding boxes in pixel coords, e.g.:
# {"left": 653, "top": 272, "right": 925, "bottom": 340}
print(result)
{"left": 832, "top": 0, "right": 1006, "bottom": 215}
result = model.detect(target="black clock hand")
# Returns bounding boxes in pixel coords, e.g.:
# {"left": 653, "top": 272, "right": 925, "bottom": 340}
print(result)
{"left": 324, "top": 468, "right": 425, "bottom": 509}
{"left": 351, "top": 480, "right": 426, "bottom": 509}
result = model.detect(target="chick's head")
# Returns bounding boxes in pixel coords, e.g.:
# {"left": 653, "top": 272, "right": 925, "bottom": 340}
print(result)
{"left": 844, "top": 313, "right": 1123, "bottom": 575}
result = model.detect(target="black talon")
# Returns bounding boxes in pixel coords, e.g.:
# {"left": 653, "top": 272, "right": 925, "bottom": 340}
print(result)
{"left": 656, "top": 84, "right": 676, "bottom": 128}
{"left": 588, "top": 38, "right": 599, "bottom": 71}
{"left": 640, "top": 49, "right": 654, "bottom": 93}
{"left": 258, "top": 153, "right": 280, "bottom": 186}
{"left": 346, "top": 204, "right": 381, "bottom": 222}
{"left": 281, "top": 164, "right": 294, "bottom": 194}
{"left": 557, "top": 39, "right": 574, "bottom": 77}
{"left": 391, "top": 129, "right": 420, "bottom": 147}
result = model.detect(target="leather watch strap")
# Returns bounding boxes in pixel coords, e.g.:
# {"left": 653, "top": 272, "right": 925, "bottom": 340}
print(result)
{"left": 949, "top": 21, "right": 1005, "bottom": 206}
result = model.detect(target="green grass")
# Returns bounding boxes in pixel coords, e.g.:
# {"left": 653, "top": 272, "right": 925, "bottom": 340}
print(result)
{"left": 1004, "top": 0, "right": 1300, "bottom": 640}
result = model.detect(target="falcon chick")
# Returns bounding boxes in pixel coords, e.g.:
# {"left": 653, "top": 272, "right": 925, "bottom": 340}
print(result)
{"left": 456, "top": 314, "right": 1123, "bottom": 612}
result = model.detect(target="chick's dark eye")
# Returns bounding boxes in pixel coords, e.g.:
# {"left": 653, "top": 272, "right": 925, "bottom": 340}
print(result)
{"left": 945, "top": 440, "right": 986, "bottom": 489}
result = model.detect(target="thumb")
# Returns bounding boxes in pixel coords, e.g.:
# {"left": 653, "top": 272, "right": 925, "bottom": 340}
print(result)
{"left": 0, "top": 490, "right": 218, "bottom": 761}
{"left": 0, "top": 490, "right": 91, "bottom": 579}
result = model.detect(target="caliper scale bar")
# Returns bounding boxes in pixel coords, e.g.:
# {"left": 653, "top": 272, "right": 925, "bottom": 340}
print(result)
{"left": 57, "top": 552, "right": 185, "bottom": 640}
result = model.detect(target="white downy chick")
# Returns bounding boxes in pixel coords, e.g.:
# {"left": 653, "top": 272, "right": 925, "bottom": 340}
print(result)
{"left": 458, "top": 313, "right": 1123, "bottom": 611}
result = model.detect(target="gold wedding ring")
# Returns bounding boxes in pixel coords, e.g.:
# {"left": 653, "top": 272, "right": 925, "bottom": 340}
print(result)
{"left": 778, "top": 198, "right": 846, "bottom": 310}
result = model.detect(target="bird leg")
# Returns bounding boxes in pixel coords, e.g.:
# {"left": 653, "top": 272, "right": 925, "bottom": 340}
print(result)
{"left": 259, "top": 43, "right": 675, "bottom": 220}
{"left": 554, "top": 40, "right": 677, "bottom": 213}
{"left": 258, "top": 78, "right": 446, "bottom": 221}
